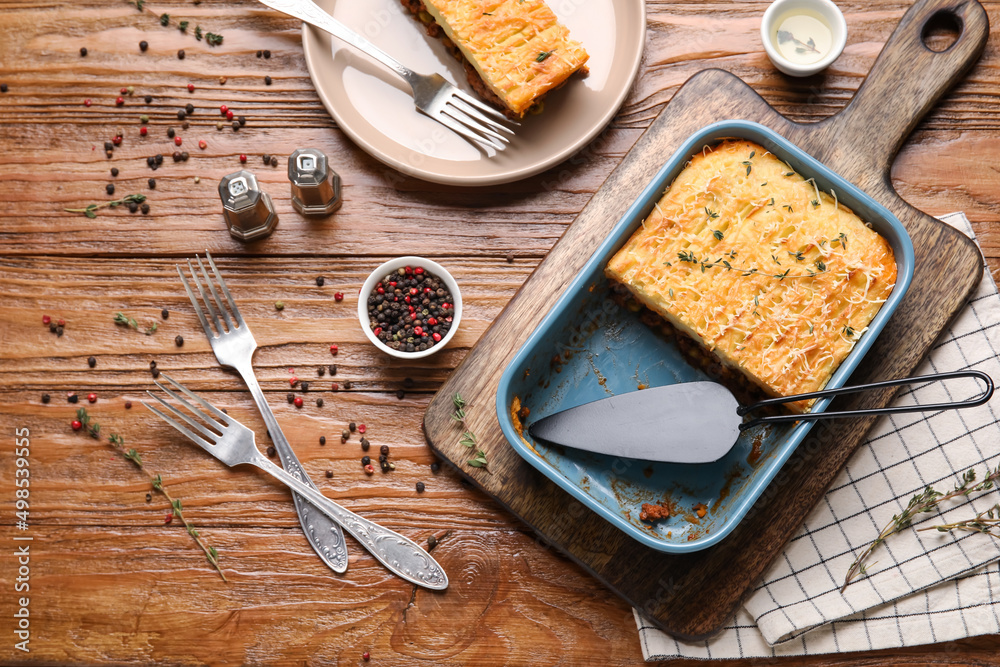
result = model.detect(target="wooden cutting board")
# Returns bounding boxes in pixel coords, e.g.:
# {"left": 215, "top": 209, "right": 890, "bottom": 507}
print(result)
{"left": 424, "top": 0, "right": 989, "bottom": 639}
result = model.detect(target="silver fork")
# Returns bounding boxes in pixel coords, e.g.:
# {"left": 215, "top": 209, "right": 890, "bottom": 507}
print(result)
{"left": 256, "top": 0, "right": 517, "bottom": 151}
{"left": 177, "top": 252, "right": 349, "bottom": 575}
{"left": 144, "top": 374, "right": 448, "bottom": 590}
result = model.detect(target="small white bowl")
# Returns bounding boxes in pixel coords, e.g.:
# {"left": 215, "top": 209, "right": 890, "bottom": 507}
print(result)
{"left": 358, "top": 256, "right": 462, "bottom": 359}
{"left": 761, "top": 0, "right": 847, "bottom": 77}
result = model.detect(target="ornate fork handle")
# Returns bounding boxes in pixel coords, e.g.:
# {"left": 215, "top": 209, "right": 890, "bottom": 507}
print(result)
{"left": 257, "top": 0, "right": 414, "bottom": 83}
{"left": 250, "top": 450, "right": 449, "bottom": 590}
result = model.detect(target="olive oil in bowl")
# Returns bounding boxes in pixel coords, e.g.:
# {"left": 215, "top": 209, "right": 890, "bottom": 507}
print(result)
{"left": 774, "top": 13, "right": 833, "bottom": 65}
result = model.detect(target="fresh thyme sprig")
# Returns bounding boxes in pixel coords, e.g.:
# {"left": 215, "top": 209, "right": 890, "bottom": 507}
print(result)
{"left": 451, "top": 393, "right": 489, "bottom": 470}
{"left": 64, "top": 194, "right": 146, "bottom": 219}
{"left": 670, "top": 250, "right": 830, "bottom": 280}
{"left": 777, "top": 30, "right": 821, "bottom": 55}
{"left": 76, "top": 409, "right": 227, "bottom": 581}
{"left": 128, "top": 1, "right": 224, "bottom": 45}
{"left": 113, "top": 311, "right": 158, "bottom": 335}
{"left": 843, "top": 463, "right": 1000, "bottom": 591}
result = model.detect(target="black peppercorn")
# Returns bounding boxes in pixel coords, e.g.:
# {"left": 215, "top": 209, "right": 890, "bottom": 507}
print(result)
{"left": 264, "top": 75, "right": 272, "bottom": 85}
{"left": 285, "top": 392, "right": 294, "bottom": 404}
{"left": 416, "top": 482, "right": 425, "bottom": 493}
{"left": 342, "top": 429, "right": 350, "bottom": 440}
{"left": 506, "top": 251, "right": 515, "bottom": 263}
{"left": 177, "top": 49, "right": 185, "bottom": 59}
{"left": 380, "top": 444, "right": 389, "bottom": 456}
{"left": 316, "top": 398, "right": 324, "bottom": 407}
{"left": 301, "top": 382, "right": 309, "bottom": 392}
{"left": 185, "top": 102, "right": 194, "bottom": 115}
{"left": 80, "top": 47, "right": 88, "bottom": 57}
{"left": 430, "top": 462, "right": 440, "bottom": 473}
{"left": 155, "top": 154, "right": 163, "bottom": 164}
{"left": 128, "top": 201, "right": 139, "bottom": 213}
{"left": 0, "top": 84, "right": 8, "bottom": 93}
{"left": 177, "top": 109, "right": 186, "bottom": 121}
{"left": 318, "top": 366, "right": 326, "bottom": 377}
{"left": 238, "top": 116, "right": 246, "bottom": 126}
{"left": 180, "top": 151, "right": 189, "bottom": 161}
{"left": 144, "top": 94, "right": 152, "bottom": 104}
{"left": 232, "top": 120, "right": 240, "bottom": 131}
{"left": 106, "top": 183, "right": 115, "bottom": 195}
{"left": 68, "top": 394, "right": 78, "bottom": 404}
{"left": 148, "top": 178, "right": 156, "bottom": 189}
{"left": 167, "top": 127, "right": 175, "bottom": 138}
{"left": 316, "top": 276, "right": 325, "bottom": 286}
{"left": 270, "top": 156, "right": 278, "bottom": 167}
{"left": 267, "top": 445, "right": 276, "bottom": 457}
{"left": 172, "top": 151, "right": 182, "bottom": 162}
{"left": 140, "top": 40, "right": 148, "bottom": 52}
{"left": 263, "top": 154, "right": 271, "bottom": 165}
{"left": 396, "top": 389, "right": 405, "bottom": 399}
{"left": 161, "top": 308, "right": 169, "bottom": 319}
{"left": 319, "top": 436, "right": 326, "bottom": 445}
{"left": 150, "top": 360, "right": 157, "bottom": 370}
{"left": 428, "top": 535, "right": 437, "bottom": 549}
{"left": 360, "top": 437, "right": 370, "bottom": 451}
{"left": 140, "top": 203, "right": 150, "bottom": 214}
{"left": 325, "top": 470, "right": 333, "bottom": 478}
{"left": 88, "top": 356, "right": 96, "bottom": 368}
{"left": 174, "top": 335, "right": 183, "bottom": 347}
{"left": 349, "top": 422, "right": 356, "bottom": 432}
{"left": 343, "top": 381, "right": 353, "bottom": 390}
{"left": 111, "top": 167, "right": 119, "bottom": 177}
{"left": 256, "top": 50, "right": 263, "bottom": 58}
{"left": 329, "top": 364, "right": 337, "bottom": 375}
{"left": 105, "top": 141, "right": 114, "bottom": 152}
{"left": 361, "top": 456, "right": 370, "bottom": 466}
{"left": 403, "top": 377, "right": 414, "bottom": 388}
{"left": 151, "top": 368, "right": 160, "bottom": 378}
{"left": 41, "top": 394, "right": 50, "bottom": 404}
{"left": 181, "top": 121, "right": 189, "bottom": 130}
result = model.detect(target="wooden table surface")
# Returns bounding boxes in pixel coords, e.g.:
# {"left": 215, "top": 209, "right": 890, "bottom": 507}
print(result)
{"left": 3, "top": 0, "right": 1000, "bottom": 664}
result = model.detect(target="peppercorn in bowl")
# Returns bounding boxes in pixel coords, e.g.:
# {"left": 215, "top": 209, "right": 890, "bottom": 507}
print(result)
{"left": 359, "top": 257, "right": 462, "bottom": 359}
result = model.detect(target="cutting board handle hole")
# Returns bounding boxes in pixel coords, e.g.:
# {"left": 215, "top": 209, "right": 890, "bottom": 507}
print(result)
{"left": 921, "top": 10, "right": 963, "bottom": 53}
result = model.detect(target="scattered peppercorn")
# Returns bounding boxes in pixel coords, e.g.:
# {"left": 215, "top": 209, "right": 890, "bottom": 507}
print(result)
{"left": 111, "top": 167, "right": 119, "bottom": 177}
{"left": 220, "top": 76, "right": 227, "bottom": 84}
{"left": 87, "top": 393, "right": 97, "bottom": 403}
{"left": 416, "top": 482, "right": 425, "bottom": 493}
{"left": 262, "top": 154, "right": 270, "bottom": 165}
{"left": 161, "top": 308, "right": 169, "bottom": 319}
{"left": 239, "top": 154, "right": 246, "bottom": 163}
{"left": 140, "top": 203, "right": 150, "bottom": 214}
{"left": 343, "top": 381, "right": 353, "bottom": 390}
{"left": 174, "top": 136, "right": 182, "bottom": 146}
{"left": 167, "top": 128, "right": 175, "bottom": 139}
{"left": 106, "top": 183, "right": 115, "bottom": 195}
{"left": 198, "top": 140, "right": 207, "bottom": 149}
{"left": 331, "top": 383, "right": 339, "bottom": 391}
{"left": 139, "top": 126, "right": 148, "bottom": 137}
{"left": 430, "top": 462, "right": 440, "bottom": 473}
{"left": 105, "top": 141, "right": 114, "bottom": 152}
{"left": 148, "top": 178, "right": 156, "bottom": 189}
{"left": 84, "top": 99, "right": 92, "bottom": 107}
{"left": 379, "top": 444, "right": 389, "bottom": 455}
{"left": 232, "top": 121, "right": 240, "bottom": 131}
{"left": 146, "top": 493, "right": 152, "bottom": 502}
{"left": 72, "top": 420, "right": 82, "bottom": 431}
{"left": 116, "top": 96, "right": 124, "bottom": 106}
{"left": 68, "top": 393, "right": 79, "bottom": 404}
{"left": 151, "top": 368, "right": 160, "bottom": 378}
{"left": 181, "top": 151, "right": 189, "bottom": 161}
{"left": 316, "top": 276, "right": 325, "bottom": 287}
{"left": 396, "top": 389, "right": 405, "bottom": 400}
{"left": 317, "top": 366, "right": 326, "bottom": 377}
{"left": 177, "top": 49, "right": 185, "bottom": 59}
{"left": 155, "top": 154, "right": 163, "bottom": 164}
{"left": 358, "top": 424, "right": 366, "bottom": 434}
{"left": 294, "top": 396, "right": 303, "bottom": 408}
{"left": 125, "top": 401, "right": 132, "bottom": 409}
{"left": 0, "top": 84, "right": 7, "bottom": 93}
{"left": 364, "top": 464, "right": 375, "bottom": 475}
{"left": 316, "top": 398, "right": 324, "bottom": 407}
{"left": 403, "top": 377, "right": 414, "bottom": 388}
{"left": 342, "top": 429, "right": 350, "bottom": 440}
{"left": 226, "top": 109, "right": 234, "bottom": 121}
{"left": 139, "top": 40, "right": 148, "bottom": 52}
{"left": 319, "top": 436, "right": 326, "bottom": 445}
{"left": 270, "top": 156, "right": 278, "bottom": 167}
{"left": 144, "top": 94, "right": 152, "bottom": 103}
{"left": 330, "top": 344, "right": 339, "bottom": 355}
{"left": 362, "top": 651, "right": 370, "bottom": 662}
{"left": 360, "top": 437, "right": 370, "bottom": 451}
{"left": 164, "top": 513, "right": 173, "bottom": 524}
{"left": 256, "top": 50, "right": 262, "bottom": 58}
{"left": 263, "top": 50, "right": 271, "bottom": 58}
{"left": 325, "top": 470, "right": 333, "bottom": 478}
{"left": 80, "top": 47, "right": 88, "bottom": 57}
{"left": 329, "top": 364, "right": 337, "bottom": 375}
{"left": 41, "top": 394, "right": 50, "bottom": 404}
{"left": 428, "top": 535, "right": 437, "bottom": 549}
{"left": 349, "top": 422, "right": 357, "bottom": 432}
{"left": 176, "top": 109, "right": 186, "bottom": 121}
{"left": 361, "top": 456, "right": 370, "bottom": 466}
{"left": 506, "top": 251, "right": 515, "bottom": 263}
{"left": 267, "top": 445, "right": 276, "bottom": 457}
{"left": 175, "top": 335, "right": 183, "bottom": 347}
{"left": 275, "top": 301, "right": 284, "bottom": 311}
{"left": 301, "top": 382, "right": 310, "bottom": 392}
{"left": 264, "top": 75, "right": 272, "bottom": 85}
{"left": 128, "top": 201, "right": 139, "bottom": 213}
{"left": 185, "top": 103, "right": 194, "bottom": 115}
{"left": 88, "top": 356, "right": 96, "bottom": 368}
{"left": 238, "top": 116, "right": 246, "bottom": 126}
{"left": 333, "top": 292, "right": 344, "bottom": 302}
{"left": 150, "top": 360, "right": 157, "bottom": 370}
{"left": 187, "top": 83, "right": 195, "bottom": 93}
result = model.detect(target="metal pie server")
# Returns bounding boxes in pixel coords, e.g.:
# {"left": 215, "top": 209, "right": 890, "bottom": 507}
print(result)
{"left": 529, "top": 370, "right": 994, "bottom": 464}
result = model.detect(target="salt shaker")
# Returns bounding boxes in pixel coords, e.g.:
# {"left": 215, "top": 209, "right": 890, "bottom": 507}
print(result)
{"left": 288, "top": 148, "right": 342, "bottom": 215}
{"left": 218, "top": 170, "right": 279, "bottom": 241}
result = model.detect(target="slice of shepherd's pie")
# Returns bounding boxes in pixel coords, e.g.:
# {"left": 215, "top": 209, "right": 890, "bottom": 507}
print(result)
{"left": 400, "top": 0, "right": 589, "bottom": 118}
{"left": 606, "top": 140, "right": 897, "bottom": 413}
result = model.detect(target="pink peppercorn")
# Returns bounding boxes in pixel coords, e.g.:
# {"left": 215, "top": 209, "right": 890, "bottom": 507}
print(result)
{"left": 187, "top": 83, "right": 195, "bottom": 92}
{"left": 329, "top": 344, "right": 338, "bottom": 355}
{"left": 174, "top": 136, "right": 182, "bottom": 146}
{"left": 358, "top": 424, "right": 366, "bottom": 434}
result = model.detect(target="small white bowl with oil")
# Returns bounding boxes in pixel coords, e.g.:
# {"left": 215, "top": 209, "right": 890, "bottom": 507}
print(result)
{"left": 761, "top": 0, "right": 847, "bottom": 77}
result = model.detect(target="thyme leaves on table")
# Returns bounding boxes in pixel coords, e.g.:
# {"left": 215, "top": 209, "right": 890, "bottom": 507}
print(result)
{"left": 843, "top": 464, "right": 1000, "bottom": 591}
{"left": 75, "top": 408, "right": 227, "bottom": 581}
{"left": 451, "top": 393, "right": 490, "bottom": 471}
{"left": 127, "top": 1, "right": 224, "bottom": 46}
{"left": 113, "top": 311, "right": 158, "bottom": 335}
{"left": 64, "top": 194, "right": 146, "bottom": 218}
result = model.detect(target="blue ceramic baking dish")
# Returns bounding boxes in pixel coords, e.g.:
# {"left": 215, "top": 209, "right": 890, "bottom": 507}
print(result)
{"left": 495, "top": 120, "right": 914, "bottom": 553}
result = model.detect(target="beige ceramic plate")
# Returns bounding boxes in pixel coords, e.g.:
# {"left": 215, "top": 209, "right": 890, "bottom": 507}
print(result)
{"left": 301, "top": 0, "right": 646, "bottom": 186}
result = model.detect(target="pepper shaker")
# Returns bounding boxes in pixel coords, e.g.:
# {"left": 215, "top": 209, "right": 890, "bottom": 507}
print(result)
{"left": 218, "top": 170, "right": 279, "bottom": 241}
{"left": 288, "top": 148, "right": 342, "bottom": 216}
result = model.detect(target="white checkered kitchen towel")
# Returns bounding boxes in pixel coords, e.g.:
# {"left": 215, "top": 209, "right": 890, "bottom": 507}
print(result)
{"left": 636, "top": 213, "right": 1000, "bottom": 659}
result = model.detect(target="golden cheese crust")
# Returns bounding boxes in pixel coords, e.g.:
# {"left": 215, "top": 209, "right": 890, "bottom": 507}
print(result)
{"left": 421, "top": 0, "right": 589, "bottom": 117}
{"left": 606, "top": 140, "right": 897, "bottom": 412}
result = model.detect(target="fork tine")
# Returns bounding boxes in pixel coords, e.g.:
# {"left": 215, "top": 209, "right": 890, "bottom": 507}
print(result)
{"left": 443, "top": 103, "right": 509, "bottom": 144}
{"left": 151, "top": 378, "right": 226, "bottom": 441}
{"left": 447, "top": 95, "right": 515, "bottom": 137}
{"left": 205, "top": 251, "right": 244, "bottom": 327}
{"left": 451, "top": 89, "right": 517, "bottom": 125}
{"left": 159, "top": 372, "right": 232, "bottom": 425}
{"left": 433, "top": 111, "right": 504, "bottom": 151}
{"left": 195, "top": 255, "right": 233, "bottom": 332}
{"left": 177, "top": 264, "right": 216, "bottom": 341}
{"left": 142, "top": 400, "right": 216, "bottom": 453}
{"left": 143, "top": 392, "right": 221, "bottom": 446}
{"left": 187, "top": 259, "right": 224, "bottom": 335}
